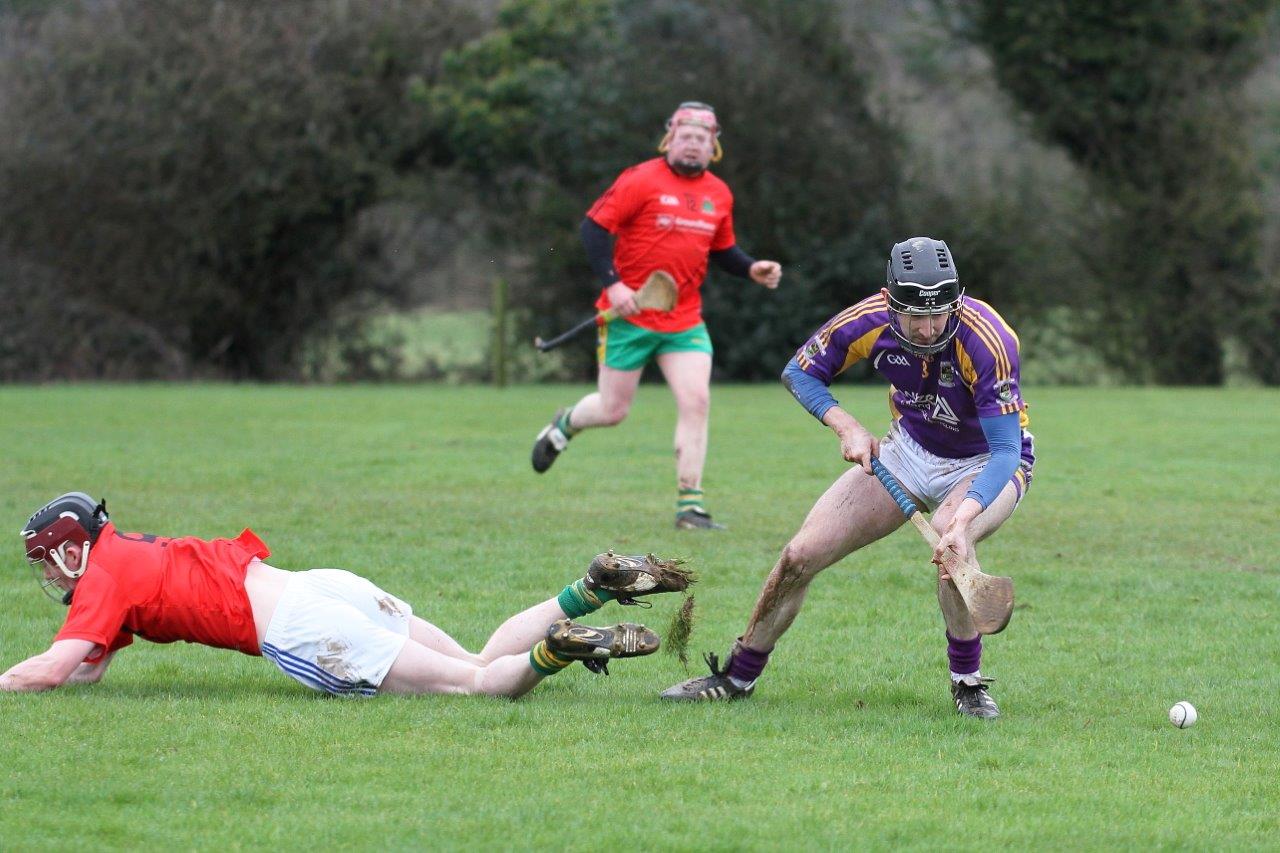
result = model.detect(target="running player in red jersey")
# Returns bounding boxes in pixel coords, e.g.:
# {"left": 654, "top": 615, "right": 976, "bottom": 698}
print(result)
{"left": 531, "top": 102, "right": 783, "bottom": 530}
{"left": 3, "top": 493, "right": 693, "bottom": 697}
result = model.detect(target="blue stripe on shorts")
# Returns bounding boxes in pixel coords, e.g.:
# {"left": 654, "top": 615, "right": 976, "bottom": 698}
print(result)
{"left": 262, "top": 642, "right": 378, "bottom": 697}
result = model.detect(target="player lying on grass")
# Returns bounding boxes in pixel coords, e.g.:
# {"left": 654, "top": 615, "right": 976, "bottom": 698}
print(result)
{"left": 661, "top": 237, "right": 1035, "bottom": 718}
{"left": 3, "top": 492, "right": 692, "bottom": 697}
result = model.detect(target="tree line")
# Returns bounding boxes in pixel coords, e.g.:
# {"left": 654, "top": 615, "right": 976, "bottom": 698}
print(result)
{"left": 1, "top": 0, "right": 1276, "bottom": 383}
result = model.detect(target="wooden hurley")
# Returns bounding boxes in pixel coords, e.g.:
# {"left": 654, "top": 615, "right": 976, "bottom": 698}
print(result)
{"left": 535, "top": 270, "right": 678, "bottom": 352}
{"left": 871, "top": 457, "right": 1014, "bottom": 634}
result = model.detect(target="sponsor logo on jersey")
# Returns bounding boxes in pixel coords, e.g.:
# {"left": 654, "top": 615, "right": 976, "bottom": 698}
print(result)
{"left": 898, "top": 390, "right": 961, "bottom": 428}
{"left": 930, "top": 394, "right": 960, "bottom": 426}
{"left": 660, "top": 194, "right": 679, "bottom": 206}
{"left": 673, "top": 216, "right": 716, "bottom": 233}
{"left": 656, "top": 214, "right": 674, "bottom": 229}
{"left": 939, "top": 361, "right": 956, "bottom": 387}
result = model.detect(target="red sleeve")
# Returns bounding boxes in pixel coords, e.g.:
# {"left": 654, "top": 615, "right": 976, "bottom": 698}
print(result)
{"left": 55, "top": 570, "right": 133, "bottom": 662}
{"left": 585, "top": 167, "right": 644, "bottom": 233}
{"left": 233, "top": 528, "right": 270, "bottom": 561}
{"left": 711, "top": 193, "right": 735, "bottom": 251}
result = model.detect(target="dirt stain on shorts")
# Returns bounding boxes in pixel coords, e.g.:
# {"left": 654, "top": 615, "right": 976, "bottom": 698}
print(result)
{"left": 376, "top": 596, "right": 405, "bottom": 618}
{"left": 316, "top": 637, "right": 359, "bottom": 682}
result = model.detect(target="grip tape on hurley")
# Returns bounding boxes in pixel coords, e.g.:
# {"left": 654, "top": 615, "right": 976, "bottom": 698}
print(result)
{"left": 870, "top": 457, "right": 917, "bottom": 519}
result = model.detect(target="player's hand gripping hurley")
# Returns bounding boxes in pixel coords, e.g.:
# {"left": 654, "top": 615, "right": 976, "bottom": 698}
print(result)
{"left": 870, "top": 457, "right": 1014, "bottom": 634}
{"left": 534, "top": 270, "right": 678, "bottom": 352}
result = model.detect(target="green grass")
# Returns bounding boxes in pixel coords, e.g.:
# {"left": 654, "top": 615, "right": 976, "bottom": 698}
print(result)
{"left": 2, "top": 384, "right": 1278, "bottom": 849}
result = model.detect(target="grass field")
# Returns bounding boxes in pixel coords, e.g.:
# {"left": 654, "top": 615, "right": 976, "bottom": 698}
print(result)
{"left": 2, "top": 383, "right": 1278, "bottom": 850}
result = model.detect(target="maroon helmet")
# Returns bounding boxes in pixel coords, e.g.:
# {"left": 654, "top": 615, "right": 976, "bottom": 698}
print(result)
{"left": 658, "top": 100, "right": 723, "bottom": 163}
{"left": 21, "top": 492, "right": 108, "bottom": 603}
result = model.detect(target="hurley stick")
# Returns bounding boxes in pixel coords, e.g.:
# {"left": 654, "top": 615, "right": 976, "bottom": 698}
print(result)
{"left": 870, "top": 457, "right": 1014, "bottom": 634}
{"left": 535, "top": 270, "right": 678, "bottom": 352}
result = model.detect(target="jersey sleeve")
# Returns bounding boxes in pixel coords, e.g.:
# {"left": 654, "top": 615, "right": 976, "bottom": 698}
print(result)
{"left": 55, "top": 570, "right": 133, "bottom": 662}
{"left": 957, "top": 301, "right": 1026, "bottom": 418}
{"left": 792, "top": 296, "right": 890, "bottom": 384}
{"left": 585, "top": 167, "right": 644, "bottom": 233}
{"left": 782, "top": 359, "right": 840, "bottom": 421}
{"left": 965, "top": 412, "right": 1022, "bottom": 509}
{"left": 233, "top": 528, "right": 270, "bottom": 561}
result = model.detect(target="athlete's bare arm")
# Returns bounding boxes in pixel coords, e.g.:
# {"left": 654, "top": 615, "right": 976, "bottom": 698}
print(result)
{"left": 64, "top": 650, "right": 117, "bottom": 685}
{"left": 820, "top": 406, "right": 880, "bottom": 474}
{"left": 0, "top": 638, "right": 98, "bottom": 692}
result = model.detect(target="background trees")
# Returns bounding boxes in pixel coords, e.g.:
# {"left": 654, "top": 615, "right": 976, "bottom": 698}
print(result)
{"left": 1, "top": 0, "right": 1276, "bottom": 383}
{"left": 957, "top": 0, "right": 1276, "bottom": 384}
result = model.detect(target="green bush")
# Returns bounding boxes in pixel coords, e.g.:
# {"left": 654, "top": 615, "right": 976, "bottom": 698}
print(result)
{"left": 0, "top": 0, "right": 486, "bottom": 379}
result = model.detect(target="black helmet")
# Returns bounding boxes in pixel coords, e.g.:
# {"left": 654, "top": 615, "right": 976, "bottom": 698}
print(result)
{"left": 884, "top": 237, "right": 964, "bottom": 356}
{"left": 21, "top": 492, "right": 108, "bottom": 603}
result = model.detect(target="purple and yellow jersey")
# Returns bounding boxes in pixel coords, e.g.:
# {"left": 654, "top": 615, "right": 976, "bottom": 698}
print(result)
{"left": 793, "top": 292, "right": 1030, "bottom": 459}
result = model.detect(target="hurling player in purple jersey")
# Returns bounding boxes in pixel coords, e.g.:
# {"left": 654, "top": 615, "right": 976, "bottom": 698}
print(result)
{"left": 661, "top": 237, "right": 1034, "bottom": 717}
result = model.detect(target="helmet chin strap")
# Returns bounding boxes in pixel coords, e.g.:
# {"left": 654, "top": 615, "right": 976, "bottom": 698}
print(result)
{"left": 51, "top": 539, "right": 89, "bottom": 580}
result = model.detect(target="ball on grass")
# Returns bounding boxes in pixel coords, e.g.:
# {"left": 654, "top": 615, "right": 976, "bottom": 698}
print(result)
{"left": 1168, "top": 700, "right": 1197, "bottom": 729}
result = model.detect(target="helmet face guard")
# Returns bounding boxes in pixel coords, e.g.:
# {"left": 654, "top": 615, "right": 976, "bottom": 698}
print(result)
{"left": 885, "top": 237, "right": 963, "bottom": 357}
{"left": 26, "top": 549, "right": 80, "bottom": 604}
{"left": 884, "top": 285, "right": 963, "bottom": 357}
{"left": 659, "top": 101, "right": 723, "bottom": 164}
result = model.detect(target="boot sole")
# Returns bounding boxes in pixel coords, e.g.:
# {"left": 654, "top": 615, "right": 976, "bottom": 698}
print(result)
{"left": 547, "top": 620, "right": 660, "bottom": 659}
{"left": 588, "top": 553, "right": 693, "bottom": 595}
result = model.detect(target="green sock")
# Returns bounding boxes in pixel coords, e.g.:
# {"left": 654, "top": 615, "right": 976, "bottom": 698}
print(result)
{"left": 529, "top": 641, "right": 572, "bottom": 676}
{"left": 556, "top": 406, "right": 579, "bottom": 438}
{"left": 556, "top": 578, "right": 615, "bottom": 618}
{"left": 677, "top": 488, "right": 706, "bottom": 514}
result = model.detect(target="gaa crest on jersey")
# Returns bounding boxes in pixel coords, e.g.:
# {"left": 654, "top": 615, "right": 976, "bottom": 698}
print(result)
{"left": 802, "top": 336, "right": 827, "bottom": 360}
{"left": 939, "top": 361, "right": 956, "bottom": 388}
{"left": 660, "top": 194, "right": 679, "bottom": 206}
{"left": 993, "top": 377, "right": 1017, "bottom": 404}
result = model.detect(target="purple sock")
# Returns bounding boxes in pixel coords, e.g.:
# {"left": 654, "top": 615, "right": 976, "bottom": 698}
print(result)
{"left": 728, "top": 641, "right": 771, "bottom": 682}
{"left": 946, "top": 631, "right": 982, "bottom": 675}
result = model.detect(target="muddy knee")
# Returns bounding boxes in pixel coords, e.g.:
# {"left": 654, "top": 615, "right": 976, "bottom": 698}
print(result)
{"left": 777, "top": 542, "right": 823, "bottom": 584}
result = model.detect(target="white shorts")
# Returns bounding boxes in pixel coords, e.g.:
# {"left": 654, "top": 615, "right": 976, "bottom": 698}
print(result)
{"left": 877, "top": 422, "right": 1031, "bottom": 513}
{"left": 262, "top": 568, "right": 413, "bottom": 696}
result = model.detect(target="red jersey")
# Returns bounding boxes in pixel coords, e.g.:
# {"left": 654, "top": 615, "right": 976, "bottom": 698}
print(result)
{"left": 588, "top": 157, "right": 736, "bottom": 333}
{"left": 55, "top": 522, "right": 270, "bottom": 663}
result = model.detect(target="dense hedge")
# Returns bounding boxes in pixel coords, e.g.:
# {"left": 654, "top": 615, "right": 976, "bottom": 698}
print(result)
{"left": 0, "top": 0, "right": 487, "bottom": 378}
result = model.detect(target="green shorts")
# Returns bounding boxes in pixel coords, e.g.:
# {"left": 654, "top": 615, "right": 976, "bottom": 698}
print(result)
{"left": 597, "top": 320, "right": 713, "bottom": 371}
